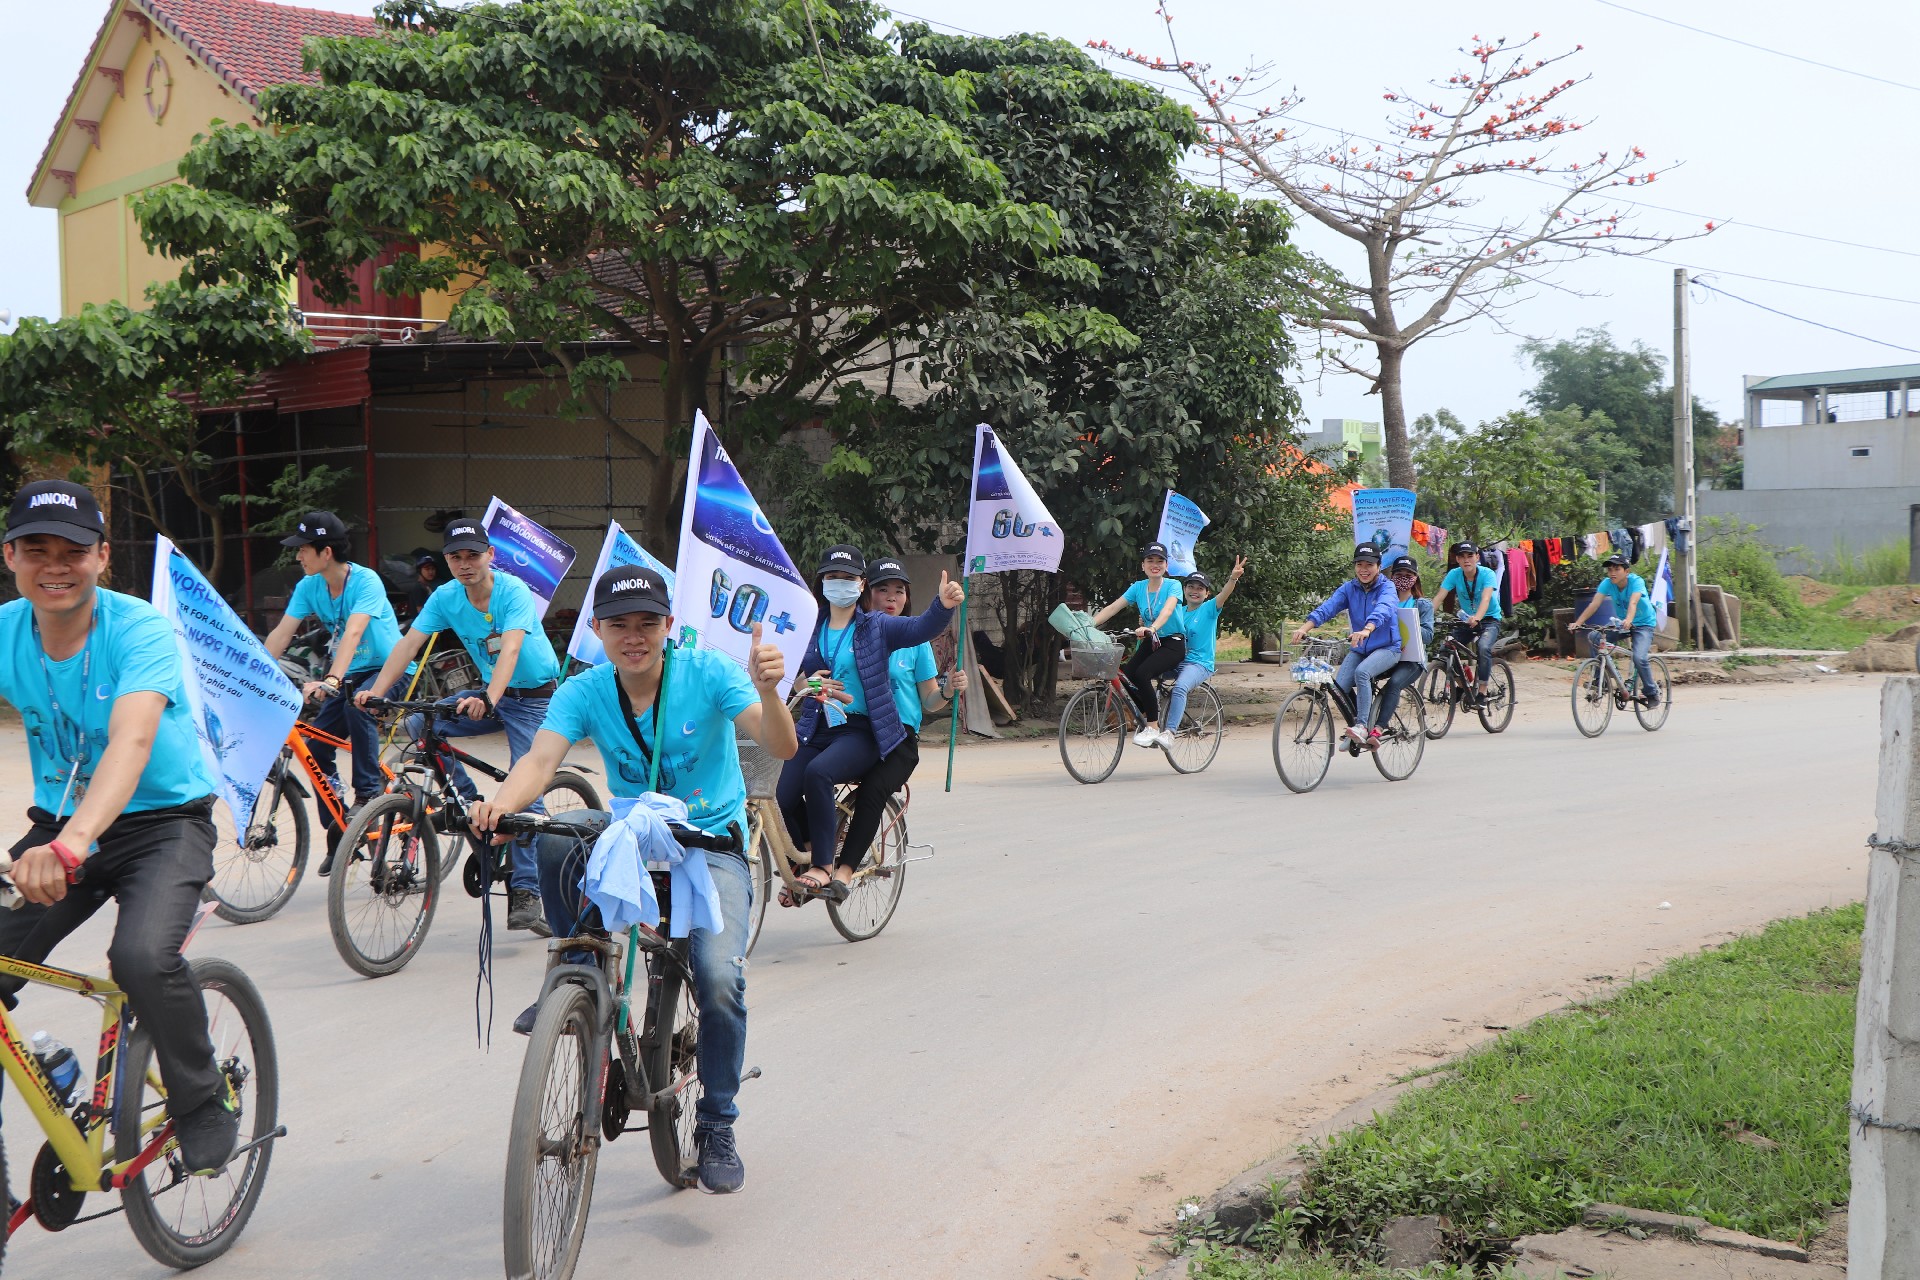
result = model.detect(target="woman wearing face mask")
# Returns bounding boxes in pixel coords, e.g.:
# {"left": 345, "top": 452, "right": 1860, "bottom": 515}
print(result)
{"left": 775, "top": 545, "right": 964, "bottom": 901}
{"left": 1371, "top": 555, "right": 1434, "bottom": 746}
{"left": 1088, "top": 541, "right": 1188, "bottom": 749}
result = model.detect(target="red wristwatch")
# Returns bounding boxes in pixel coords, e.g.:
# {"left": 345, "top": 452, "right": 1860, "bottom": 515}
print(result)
{"left": 48, "top": 840, "right": 84, "bottom": 882}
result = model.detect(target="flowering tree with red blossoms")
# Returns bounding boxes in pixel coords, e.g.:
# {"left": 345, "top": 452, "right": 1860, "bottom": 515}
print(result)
{"left": 1094, "top": 8, "right": 1709, "bottom": 487}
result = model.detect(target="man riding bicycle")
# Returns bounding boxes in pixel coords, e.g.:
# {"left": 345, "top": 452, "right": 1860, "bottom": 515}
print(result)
{"left": 472, "top": 567, "right": 797, "bottom": 1195}
{"left": 357, "top": 518, "right": 561, "bottom": 932}
{"left": 1291, "top": 545, "right": 1401, "bottom": 746}
{"left": 1572, "top": 552, "right": 1661, "bottom": 707}
{"left": 1437, "top": 541, "right": 1501, "bottom": 706}
{"left": 0, "top": 481, "right": 239, "bottom": 1174}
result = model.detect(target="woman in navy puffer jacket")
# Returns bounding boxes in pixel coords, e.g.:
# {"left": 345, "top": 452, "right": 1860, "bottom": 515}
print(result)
{"left": 775, "top": 544, "right": 964, "bottom": 901}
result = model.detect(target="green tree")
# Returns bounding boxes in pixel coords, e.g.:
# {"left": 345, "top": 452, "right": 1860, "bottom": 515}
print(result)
{"left": 1411, "top": 408, "right": 1601, "bottom": 544}
{"left": 134, "top": 0, "right": 1067, "bottom": 548}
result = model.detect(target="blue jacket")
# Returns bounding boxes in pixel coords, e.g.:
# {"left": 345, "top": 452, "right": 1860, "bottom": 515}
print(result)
{"left": 1307, "top": 577, "right": 1402, "bottom": 657}
{"left": 796, "top": 600, "right": 955, "bottom": 757}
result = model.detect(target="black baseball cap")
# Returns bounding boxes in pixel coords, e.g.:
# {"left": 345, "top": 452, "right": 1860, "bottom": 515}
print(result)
{"left": 441, "top": 519, "right": 492, "bottom": 554}
{"left": 1389, "top": 555, "right": 1418, "bottom": 574}
{"left": 868, "top": 556, "right": 910, "bottom": 587}
{"left": 1184, "top": 571, "right": 1213, "bottom": 591}
{"left": 4, "top": 480, "right": 105, "bottom": 546}
{"left": 817, "top": 544, "right": 866, "bottom": 577}
{"left": 1352, "top": 544, "right": 1382, "bottom": 564}
{"left": 592, "top": 565, "right": 672, "bottom": 619}
{"left": 1450, "top": 541, "right": 1479, "bottom": 558}
{"left": 280, "top": 511, "right": 347, "bottom": 548}
{"left": 1602, "top": 552, "right": 1630, "bottom": 568}
{"left": 414, "top": 554, "right": 438, "bottom": 569}
{"left": 1142, "top": 542, "right": 1170, "bottom": 560}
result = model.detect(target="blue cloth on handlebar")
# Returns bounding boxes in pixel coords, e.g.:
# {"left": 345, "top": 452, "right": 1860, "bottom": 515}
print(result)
{"left": 582, "top": 794, "right": 725, "bottom": 939}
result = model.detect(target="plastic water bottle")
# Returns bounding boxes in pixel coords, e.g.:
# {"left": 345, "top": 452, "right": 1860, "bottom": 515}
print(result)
{"left": 29, "top": 1031, "right": 79, "bottom": 1108}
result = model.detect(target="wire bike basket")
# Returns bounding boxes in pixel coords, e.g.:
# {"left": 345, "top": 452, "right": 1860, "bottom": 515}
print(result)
{"left": 736, "top": 739, "right": 786, "bottom": 801}
{"left": 1289, "top": 639, "right": 1339, "bottom": 687}
{"left": 1060, "top": 637, "right": 1123, "bottom": 682}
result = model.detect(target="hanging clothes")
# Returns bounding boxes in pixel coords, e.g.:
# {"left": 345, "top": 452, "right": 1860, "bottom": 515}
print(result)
{"left": 1639, "top": 521, "right": 1668, "bottom": 556}
{"left": 1546, "top": 539, "right": 1564, "bottom": 566}
{"left": 1626, "top": 526, "right": 1646, "bottom": 563}
{"left": 1531, "top": 539, "right": 1553, "bottom": 590}
{"left": 1506, "top": 546, "right": 1533, "bottom": 604}
{"left": 1583, "top": 533, "right": 1601, "bottom": 559}
{"left": 1562, "top": 535, "right": 1580, "bottom": 562}
{"left": 1610, "top": 526, "right": 1634, "bottom": 562}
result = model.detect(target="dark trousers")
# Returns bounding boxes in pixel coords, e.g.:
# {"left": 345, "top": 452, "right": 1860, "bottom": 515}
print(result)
{"left": 776, "top": 716, "right": 880, "bottom": 869}
{"left": 840, "top": 736, "right": 919, "bottom": 870}
{"left": 306, "top": 671, "right": 382, "bottom": 807}
{"left": 1374, "top": 659, "right": 1424, "bottom": 729}
{"left": 1453, "top": 619, "right": 1500, "bottom": 684}
{"left": 1, "top": 802, "right": 222, "bottom": 1115}
{"left": 1121, "top": 635, "right": 1188, "bottom": 723}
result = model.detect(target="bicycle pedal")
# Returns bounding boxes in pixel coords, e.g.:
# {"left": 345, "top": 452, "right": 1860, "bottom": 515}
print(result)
{"left": 742, "top": 1066, "right": 763, "bottom": 1082}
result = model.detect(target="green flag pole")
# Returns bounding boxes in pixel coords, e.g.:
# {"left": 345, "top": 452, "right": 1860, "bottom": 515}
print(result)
{"left": 944, "top": 571, "right": 973, "bottom": 793}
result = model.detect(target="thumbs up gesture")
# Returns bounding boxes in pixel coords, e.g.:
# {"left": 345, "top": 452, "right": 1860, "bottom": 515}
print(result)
{"left": 938, "top": 570, "right": 965, "bottom": 609}
{"left": 748, "top": 621, "right": 785, "bottom": 693}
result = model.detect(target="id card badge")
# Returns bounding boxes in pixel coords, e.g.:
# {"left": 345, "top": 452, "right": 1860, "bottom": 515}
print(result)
{"left": 823, "top": 699, "right": 849, "bottom": 728}
{"left": 485, "top": 633, "right": 505, "bottom": 658}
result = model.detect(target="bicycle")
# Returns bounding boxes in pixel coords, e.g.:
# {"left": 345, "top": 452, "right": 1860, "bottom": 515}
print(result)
{"left": 496, "top": 811, "right": 754, "bottom": 1280}
{"left": 1055, "top": 630, "right": 1226, "bottom": 784}
{"left": 1269, "top": 637, "right": 1427, "bottom": 793}
{"left": 325, "top": 696, "right": 600, "bottom": 978}
{"left": 1570, "top": 624, "right": 1673, "bottom": 736}
{"left": 1417, "top": 615, "right": 1515, "bottom": 738}
{"left": 0, "top": 878, "right": 283, "bottom": 1270}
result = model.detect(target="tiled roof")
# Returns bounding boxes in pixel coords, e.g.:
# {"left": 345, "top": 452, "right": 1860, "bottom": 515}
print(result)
{"left": 144, "top": 0, "right": 379, "bottom": 106}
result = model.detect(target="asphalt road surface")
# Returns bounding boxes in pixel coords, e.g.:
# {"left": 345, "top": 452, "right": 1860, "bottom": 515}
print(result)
{"left": 1, "top": 674, "right": 1880, "bottom": 1279}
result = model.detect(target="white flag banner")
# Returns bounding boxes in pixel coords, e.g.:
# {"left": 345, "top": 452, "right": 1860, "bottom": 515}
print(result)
{"left": 150, "top": 536, "right": 301, "bottom": 827}
{"left": 964, "top": 423, "right": 1063, "bottom": 575}
{"left": 1156, "top": 490, "right": 1209, "bottom": 577}
{"left": 669, "top": 411, "right": 815, "bottom": 697}
{"left": 1650, "top": 546, "right": 1673, "bottom": 623}
{"left": 480, "top": 496, "right": 577, "bottom": 618}
{"left": 567, "top": 520, "right": 677, "bottom": 667}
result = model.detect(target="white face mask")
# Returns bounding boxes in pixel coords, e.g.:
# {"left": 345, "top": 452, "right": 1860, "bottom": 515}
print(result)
{"left": 822, "top": 580, "right": 862, "bottom": 608}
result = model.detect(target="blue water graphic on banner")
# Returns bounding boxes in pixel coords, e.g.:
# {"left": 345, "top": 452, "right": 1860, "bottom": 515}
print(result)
{"left": 1156, "top": 490, "right": 1210, "bottom": 577}
{"left": 1350, "top": 488, "right": 1417, "bottom": 563}
{"left": 482, "top": 498, "right": 578, "bottom": 615}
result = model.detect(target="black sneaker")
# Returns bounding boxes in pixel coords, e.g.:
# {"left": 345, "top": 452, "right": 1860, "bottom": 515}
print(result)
{"left": 513, "top": 1001, "right": 539, "bottom": 1036}
{"left": 173, "top": 1091, "right": 240, "bottom": 1174}
{"left": 508, "top": 890, "right": 552, "bottom": 937}
{"left": 696, "top": 1125, "right": 745, "bottom": 1194}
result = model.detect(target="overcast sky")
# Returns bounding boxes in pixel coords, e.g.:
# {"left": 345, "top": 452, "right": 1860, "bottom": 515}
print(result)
{"left": 4, "top": 0, "right": 1913, "bottom": 432}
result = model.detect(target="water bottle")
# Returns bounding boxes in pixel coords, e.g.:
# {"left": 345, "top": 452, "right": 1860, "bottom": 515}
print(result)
{"left": 29, "top": 1030, "right": 79, "bottom": 1108}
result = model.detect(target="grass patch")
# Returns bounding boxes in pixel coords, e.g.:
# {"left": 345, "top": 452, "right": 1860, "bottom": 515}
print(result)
{"left": 1199, "top": 906, "right": 1861, "bottom": 1277}
{"left": 1190, "top": 1246, "right": 1521, "bottom": 1279}
{"left": 1816, "top": 538, "right": 1909, "bottom": 587}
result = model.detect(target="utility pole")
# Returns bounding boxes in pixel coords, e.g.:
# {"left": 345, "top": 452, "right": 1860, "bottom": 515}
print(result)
{"left": 1672, "top": 269, "right": 1698, "bottom": 648}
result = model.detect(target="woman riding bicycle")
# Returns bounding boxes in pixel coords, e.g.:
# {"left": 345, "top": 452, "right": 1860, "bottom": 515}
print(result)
{"left": 1572, "top": 552, "right": 1661, "bottom": 708}
{"left": 1162, "top": 556, "right": 1245, "bottom": 737}
{"left": 829, "top": 556, "right": 968, "bottom": 900}
{"left": 1292, "top": 545, "right": 1402, "bottom": 746}
{"left": 775, "top": 546, "right": 962, "bottom": 902}
{"left": 1088, "top": 542, "right": 1187, "bottom": 749}
{"left": 1373, "top": 555, "right": 1434, "bottom": 743}
{"left": 1437, "top": 541, "right": 1501, "bottom": 706}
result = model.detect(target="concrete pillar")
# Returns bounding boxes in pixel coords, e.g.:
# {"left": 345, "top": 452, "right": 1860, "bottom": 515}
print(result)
{"left": 1850, "top": 676, "right": 1920, "bottom": 1274}
{"left": 1910, "top": 506, "right": 1920, "bottom": 586}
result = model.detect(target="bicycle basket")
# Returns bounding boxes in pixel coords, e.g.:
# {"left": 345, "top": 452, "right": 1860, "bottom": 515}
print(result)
{"left": 1061, "top": 640, "right": 1122, "bottom": 682}
{"left": 735, "top": 738, "right": 785, "bottom": 800}
{"left": 1291, "top": 658, "right": 1336, "bottom": 687}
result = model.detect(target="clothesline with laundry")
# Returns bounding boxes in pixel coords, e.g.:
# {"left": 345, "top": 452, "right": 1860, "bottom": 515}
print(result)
{"left": 1402, "top": 515, "right": 1687, "bottom": 613}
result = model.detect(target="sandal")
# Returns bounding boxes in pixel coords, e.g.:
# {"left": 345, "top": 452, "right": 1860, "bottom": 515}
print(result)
{"left": 797, "top": 867, "right": 849, "bottom": 903}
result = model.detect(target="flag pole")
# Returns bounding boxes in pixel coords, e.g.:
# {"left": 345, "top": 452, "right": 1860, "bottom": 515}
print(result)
{"left": 944, "top": 573, "right": 971, "bottom": 793}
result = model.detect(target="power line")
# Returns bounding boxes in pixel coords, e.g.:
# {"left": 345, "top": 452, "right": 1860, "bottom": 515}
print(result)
{"left": 1645, "top": 258, "right": 1920, "bottom": 307}
{"left": 1689, "top": 279, "right": 1920, "bottom": 355}
{"left": 1588, "top": 0, "right": 1920, "bottom": 95}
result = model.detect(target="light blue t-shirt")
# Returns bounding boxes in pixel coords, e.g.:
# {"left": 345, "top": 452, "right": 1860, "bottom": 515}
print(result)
{"left": 889, "top": 642, "right": 938, "bottom": 732}
{"left": 1121, "top": 578, "right": 1186, "bottom": 637}
{"left": 1596, "top": 574, "right": 1658, "bottom": 628}
{"left": 541, "top": 648, "right": 759, "bottom": 838}
{"left": 1439, "top": 566, "right": 1503, "bottom": 622}
{"left": 817, "top": 624, "right": 868, "bottom": 717}
{"left": 1179, "top": 598, "right": 1222, "bottom": 672}
{"left": 413, "top": 573, "right": 559, "bottom": 690}
{"left": 286, "top": 563, "right": 401, "bottom": 674}
{"left": 0, "top": 590, "right": 216, "bottom": 816}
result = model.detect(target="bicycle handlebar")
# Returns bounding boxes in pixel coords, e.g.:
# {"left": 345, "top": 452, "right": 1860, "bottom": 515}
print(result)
{"left": 492, "top": 811, "right": 744, "bottom": 854}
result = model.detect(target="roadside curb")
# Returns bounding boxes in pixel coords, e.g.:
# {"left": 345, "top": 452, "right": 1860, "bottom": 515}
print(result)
{"left": 1581, "top": 1203, "right": 1811, "bottom": 1262}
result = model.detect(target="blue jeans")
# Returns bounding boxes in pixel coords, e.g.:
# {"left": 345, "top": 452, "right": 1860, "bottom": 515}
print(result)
{"left": 535, "top": 824, "right": 752, "bottom": 1130}
{"left": 1335, "top": 648, "right": 1400, "bottom": 727}
{"left": 776, "top": 717, "right": 880, "bottom": 870}
{"left": 307, "top": 671, "right": 382, "bottom": 807}
{"left": 1454, "top": 618, "right": 1501, "bottom": 683}
{"left": 408, "top": 690, "right": 549, "bottom": 892}
{"left": 1375, "top": 659, "right": 1424, "bottom": 729}
{"left": 1162, "top": 661, "right": 1211, "bottom": 731}
{"left": 1625, "top": 625, "right": 1658, "bottom": 703}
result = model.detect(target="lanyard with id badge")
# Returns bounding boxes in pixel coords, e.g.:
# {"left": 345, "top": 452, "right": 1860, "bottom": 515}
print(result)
{"left": 816, "top": 625, "right": 853, "bottom": 728}
{"left": 35, "top": 611, "right": 98, "bottom": 820}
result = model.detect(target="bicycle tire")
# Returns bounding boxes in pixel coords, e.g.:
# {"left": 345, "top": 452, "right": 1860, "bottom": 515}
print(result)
{"left": 119, "top": 956, "right": 280, "bottom": 1270}
{"left": 1164, "top": 682, "right": 1225, "bottom": 774}
{"left": 1634, "top": 657, "right": 1673, "bottom": 732}
{"left": 1420, "top": 663, "right": 1457, "bottom": 740}
{"left": 1476, "top": 659, "right": 1516, "bottom": 733}
{"left": 327, "top": 792, "right": 442, "bottom": 978}
{"left": 828, "top": 794, "right": 907, "bottom": 941}
{"left": 1271, "top": 690, "right": 1334, "bottom": 793}
{"left": 646, "top": 958, "right": 704, "bottom": 1189}
{"left": 204, "top": 770, "right": 310, "bottom": 925}
{"left": 1372, "top": 693, "right": 1427, "bottom": 781}
{"left": 1058, "top": 686, "right": 1126, "bottom": 784}
{"left": 502, "top": 982, "right": 601, "bottom": 1280}
{"left": 743, "top": 831, "right": 774, "bottom": 959}
{"left": 1570, "top": 658, "right": 1612, "bottom": 737}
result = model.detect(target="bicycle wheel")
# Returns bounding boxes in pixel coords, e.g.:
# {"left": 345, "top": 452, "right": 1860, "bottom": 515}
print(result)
{"left": 1271, "top": 690, "right": 1334, "bottom": 794}
{"left": 1634, "top": 657, "right": 1673, "bottom": 732}
{"left": 1058, "top": 686, "right": 1126, "bottom": 784}
{"left": 502, "top": 982, "right": 601, "bottom": 1280}
{"left": 1420, "top": 663, "right": 1457, "bottom": 740}
{"left": 204, "top": 771, "right": 310, "bottom": 925}
{"left": 1570, "top": 658, "right": 1613, "bottom": 737}
{"left": 828, "top": 794, "right": 907, "bottom": 941}
{"left": 1372, "top": 693, "right": 1427, "bottom": 781}
{"left": 743, "top": 823, "right": 774, "bottom": 959}
{"left": 1475, "top": 659, "right": 1515, "bottom": 733}
{"left": 646, "top": 958, "right": 704, "bottom": 1189}
{"left": 119, "top": 956, "right": 280, "bottom": 1270}
{"left": 1164, "top": 683, "right": 1225, "bottom": 774}
{"left": 327, "top": 792, "right": 441, "bottom": 978}
{"left": 542, "top": 770, "right": 602, "bottom": 815}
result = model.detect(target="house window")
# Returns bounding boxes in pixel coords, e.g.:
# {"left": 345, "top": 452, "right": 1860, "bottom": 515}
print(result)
{"left": 1851, "top": 447, "right": 1872, "bottom": 457}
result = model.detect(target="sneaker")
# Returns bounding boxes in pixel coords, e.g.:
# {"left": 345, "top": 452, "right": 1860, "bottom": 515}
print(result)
{"left": 508, "top": 890, "right": 552, "bottom": 938}
{"left": 1153, "top": 728, "right": 1176, "bottom": 749}
{"left": 1131, "top": 727, "right": 1157, "bottom": 747}
{"left": 696, "top": 1125, "right": 746, "bottom": 1194}
{"left": 1366, "top": 727, "right": 1384, "bottom": 750}
{"left": 1344, "top": 725, "right": 1368, "bottom": 746}
{"left": 173, "top": 1091, "right": 241, "bottom": 1174}
{"left": 512, "top": 1001, "right": 539, "bottom": 1036}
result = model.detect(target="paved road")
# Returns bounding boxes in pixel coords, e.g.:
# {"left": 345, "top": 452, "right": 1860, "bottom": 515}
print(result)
{"left": 3, "top": 674, "right": 1881, "bottom": 1279}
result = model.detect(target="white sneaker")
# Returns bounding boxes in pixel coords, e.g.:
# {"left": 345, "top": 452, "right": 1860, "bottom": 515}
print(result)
{"left": 1154, "top": 728, "right": 1176, "bottom": 749}
{"left": 1345, "top": 725, "right": 1368, "bottom": 746}
{"left": 1131, "top": 727, "right": 1158, "bottom": 747}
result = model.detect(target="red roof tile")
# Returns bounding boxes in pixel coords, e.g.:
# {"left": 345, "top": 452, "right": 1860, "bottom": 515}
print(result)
{"left": 144, "top": 0, "right": 379, "bottom": 105}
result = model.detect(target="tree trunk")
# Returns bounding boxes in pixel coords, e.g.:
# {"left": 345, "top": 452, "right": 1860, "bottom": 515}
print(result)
{"left": 1378, "top": 343, "right": 1415, "bottom": 490}
{"left": 649, "top": 353, "right": 688, "bottom": 555}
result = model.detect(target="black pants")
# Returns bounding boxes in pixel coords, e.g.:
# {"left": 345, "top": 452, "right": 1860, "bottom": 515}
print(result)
{"left": 0, "top": 801, "right": 223, "bottom": 1115}
{"left": 1452, "top": 619, "right": 1500, "bottom": 684}
{"left": 840, "top": 737, "right": 919, "bottom": 870}
{"left": 1122, "top": 636, "right": 1187, "bottom": 723}
{"left": 776, "top": 716, "right": 881, "bottom": 869}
